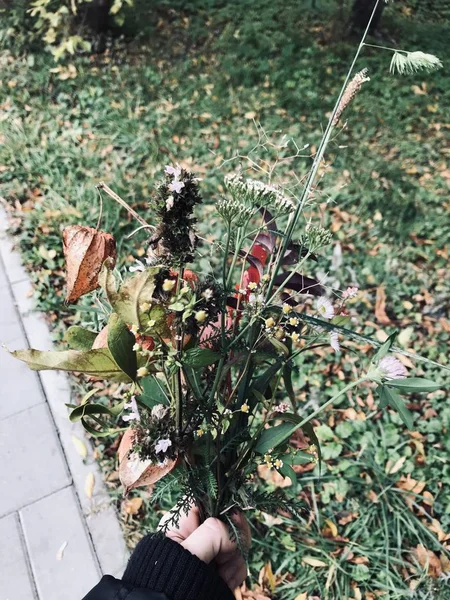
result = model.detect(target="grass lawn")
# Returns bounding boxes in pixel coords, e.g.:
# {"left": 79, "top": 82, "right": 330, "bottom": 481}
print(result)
{"left": 1, "top": 2, "right": 450, "bottom": 598}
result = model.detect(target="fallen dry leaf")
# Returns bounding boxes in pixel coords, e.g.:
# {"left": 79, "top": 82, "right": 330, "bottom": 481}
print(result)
{"left": 63, "top": 225, "right": 116, "bottom": 303}
{"left": 123, "top": 497, "right": 143, "bottom": 515}
{"left": 118, "top": 429, "right": 178, "bottom": 495}
{"left": 72, "top": 435, "right": 87, "bottom": 459}
{"left": 375, "top": 286, "right": 391, "bottom": 325}
{"left": 260, "top": 512, "right": 283, "bottom": 527}
{"left": 259, "top": 562, "right": 276, "bottom": 594}
{"left": 323, "top": 518, "right": 338, "bottom": 538}
{"left": 302, "top": 556, "right": 328, "bottom": 568}
{"left": 56, "top": 541, "right": 68, "bottom": 561}
{"left": 84, "top": 472, "right": 95, "bottom": 498}
{"left": 386, "top": 455, "right": 406, "bottom": 475}
{"left": 257, "top": 464, "right": 292, "bottom": 488}
{"left": 294, "top": 594, "right": 308, "bottom": 600}
{"left": 414, "top": 544, "right": 442, "bottom": 577}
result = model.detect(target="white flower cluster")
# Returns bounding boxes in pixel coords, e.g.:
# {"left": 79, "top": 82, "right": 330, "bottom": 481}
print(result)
{"left": 300, "top": 225, "right": 332, "bottom": 252}
{"left": 216, "top": 197, "right": 253, "bottom": 226}
{"left": 224, "top": 173, "right": 294, "bottom": 215}
{"left": 390, "top": 51, "right": 443, "bottom": 75}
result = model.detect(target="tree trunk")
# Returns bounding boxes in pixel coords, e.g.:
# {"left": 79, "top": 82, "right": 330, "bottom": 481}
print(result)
{"left": 85, "top": 0, "right": 111, "bottom": 34}
{"left": 349, "top": 0, "right": 386, "bottom": 34}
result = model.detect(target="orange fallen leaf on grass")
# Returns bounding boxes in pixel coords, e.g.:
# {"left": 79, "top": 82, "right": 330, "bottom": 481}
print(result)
{"left": 118, "top": 429, "right": 178, "bottom": 495}
{"left": 63, "top": 225, "right": 116, "bottom": 303}
{"left": 122, "top": 497, "right": 143, "bottom": 515}
{"left": 375, "top": 286, "right": 391, "bottom": 325}
{"left": 414, "top": 544, "right": 442, "bottom": 577}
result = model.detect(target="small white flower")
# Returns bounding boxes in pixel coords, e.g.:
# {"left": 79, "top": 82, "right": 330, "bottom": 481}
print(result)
{"left": 123, "top": 396, "right": 140, "bottom": 422}
{"left": 129, "top": 259, "right": 146, "bottom": 273}
{"left": 317, "top": 296, "right": 335, "bottom": 320}
{"left": 330, "top": 332, "right": 340, "bottom": 353}
{"left": 155, "top": 438, "right": 172, "bottom": 454}
{"left": 202, "top": 288, "right": 214, "bottom": 301}
{"left": 169, "top": 180, "right": 185, "bottom": 194}
{"left": 151, "top": 404, "right": 168, "bottom": 420}
{"left": 166, "top": 195, "right": 174, "bottom": 210}
{"left": 165, "top": 164, "right": 182, "bottom": 178}
{"left": 378, "top": 356, "right": 407, "bottom": 380}
{"left": 248, "top": 293, "right": 257, "bottom": 304}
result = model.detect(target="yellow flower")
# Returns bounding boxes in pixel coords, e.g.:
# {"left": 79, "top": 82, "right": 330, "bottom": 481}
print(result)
{"left": 275, "top": 328, "right": 284, "bottom": 340}
{"left": 195, "top": 310, "right": 207, "bottom": 323}
{"left": 289, "top": 317, "right": 299, "bottom": 327}
{"left": 148, "top": 319, "right": 156, "bottom": 327}
{"left": 140, "top": 302, "right": 151, "bottom": 312}
{"left": 265, "top": 317, "right": 275, "bottom": 329}
{"left": 291, "top": 332, "right": 300, "bottom": 343}
{"left": 196, "top": 428, "right": 205, "bottom": 437}
{"left": 241, "top": 403, "right": 250, "bottom": 413}
{"left": 282, "top": 303, "right": 291, "bottom": 314}
{"left": 274, "top": 459, "right": 284, "bottom": 469}
{"left": 162, "top": 279, "right": 176, "bottom": 292}
{"left": 130, "top": 324, "right": 138, "bottom": 335}
{"left": 132, "top": 343, "right": 142, "bottom": 352}
{"left": 137, "top": 367, "right": 149, "bottom": 378}
{"left": 262, "top": 274, "right": 270, "bottom": 282}
{"left": 248, "top": 281, "right": 258, "bottom": 290}
{"left": 263, "top": 453, "right": 272, "bottom": 464}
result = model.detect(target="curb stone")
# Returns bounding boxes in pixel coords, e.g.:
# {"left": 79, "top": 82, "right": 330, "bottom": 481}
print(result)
{"left": 0, "top": 202, "right": 129, "bottom": 579}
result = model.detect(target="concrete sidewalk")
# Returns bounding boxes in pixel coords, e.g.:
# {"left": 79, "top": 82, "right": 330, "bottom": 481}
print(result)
{"left": 0, "top": 205, "right": 128, "bottom": 600}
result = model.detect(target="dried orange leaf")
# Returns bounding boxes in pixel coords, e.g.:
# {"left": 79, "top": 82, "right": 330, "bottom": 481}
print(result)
{"left": 63, "top": 225, "right": 116, "bottom": 303}
{"left": 123, "top": 497, "right": 143, "bottom": 515}
{"left": 118, "top": 429, "right": 177, "bottom": 495}
{"left": 375, "top": 286, "right": 391, "bottom": 325}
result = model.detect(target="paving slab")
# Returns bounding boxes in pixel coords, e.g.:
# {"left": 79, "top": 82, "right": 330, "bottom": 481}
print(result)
{"left": 0, "top": 513, "right": 36, "bottom": 600}
{"left": 20, "top": 487, "right": 100, "bottom": 600}
{"left": 0, "top": 404, "right": 70, "bottom": 517}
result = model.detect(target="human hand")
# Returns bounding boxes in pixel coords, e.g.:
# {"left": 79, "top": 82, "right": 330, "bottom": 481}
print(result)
{"left": 159, "top": 506, "right": 251, "bottom": 591}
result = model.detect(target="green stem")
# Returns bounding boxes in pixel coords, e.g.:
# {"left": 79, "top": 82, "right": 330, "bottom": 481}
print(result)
{"left": 265, "top": 0, "right": 383, "bottom": 301}
{"left": 363, "top": 42, "right": 403, "bottom": 54}
{"left": 294, "top": 377, "right": 368, "bottom": 432}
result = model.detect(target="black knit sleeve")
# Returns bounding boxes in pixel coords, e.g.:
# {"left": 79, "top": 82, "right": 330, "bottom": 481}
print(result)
{"left": 122, "top": 534, "right": 235, "bottom": 600}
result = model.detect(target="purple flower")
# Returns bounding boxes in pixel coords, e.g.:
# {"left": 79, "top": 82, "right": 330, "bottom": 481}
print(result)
{"left": 168, "top": 180, "right": 185, "bottom": 194}
{"left": 274, "top": 402, "right": 290, "bottom": 413}
{"left": 378, "top": 356, "right": 407, "bottom": 380}
{"left": 165, "top": 164, "right": 182, "bottom": 178}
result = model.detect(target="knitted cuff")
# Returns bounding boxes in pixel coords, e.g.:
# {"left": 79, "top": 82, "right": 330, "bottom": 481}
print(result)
{"left": 123, "top": 534, "right": 235, "bottom": 600}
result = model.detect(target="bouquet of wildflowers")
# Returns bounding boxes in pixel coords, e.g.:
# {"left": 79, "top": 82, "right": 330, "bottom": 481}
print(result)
{"left": 10, "top": 1, "right": 445, "bottom": 540}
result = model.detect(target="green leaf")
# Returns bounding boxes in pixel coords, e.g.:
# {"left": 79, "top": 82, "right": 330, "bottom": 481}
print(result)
{"left": 182, "top": 366, "right": 204, "bottom": 402}
{"left": 377, "top": 385, "right": 414, "bottom": 429}
{"left": 386, "top": 377, "right": 441, "bottom": 393}
{"left": 255, "top": 423, "right": 294, "bottom": 454}
{"left": 282, "top": 363, "right": 296, "bottom": 407}
{"left": 168, "top": 301, "right": 186, "bottom": 312}
{"left": 284, "top": 451, "right": 315, "bottom": 466}
{"left": 80, "top": 417, "right": 123, "bottom": 437}
{"left": 139, "top": 375, "right": 170, "bottom": 408}
{"left": 373, "top": 331, "right": 398, "bottom": 362}
{"left": 65, "top": 326, "right": 97, "bottom": 351}
{"left": 11, "top": 348, "right": 133, "bottom": 382}
{"left": 183, "top": 348, "right": 221, "bottom": 368}
{"left": 268, "top": 337, "right": 289, "bottom": 356}
{"left": 99, "top": 261, "right": 165, "bottom": 333}
{"left": 331, "top": 315, "right": 351, "bottom": 327}
{"left": 107, "top": 313, "right": 137, "bottom": 381}
{"left": 279, "top": 462, "right": 297, "bottom": 482}
{"left": 69, "top": 399, "right": 125, "bottom": 423}
{"left": 252, "top": 359, "right": 283, "bottom": 396}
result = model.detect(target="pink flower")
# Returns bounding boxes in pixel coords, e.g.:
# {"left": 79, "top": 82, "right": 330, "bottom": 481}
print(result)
{"left": 168, "top": 180, "right": 185, "bottom": 194}
{"left": 155, "top": 438, "right": 172, "bottom": 454}
{"left": 275, "top": 402, "right": 290, "bottom": 413}
{"left": 342, "top": 286, "right": 359, "bottom": 300}
{"left": 378, "top": 356, "right": 407, "bottom": 380}
{"left": 330, "top": 332, "right": 340, "bottom": 353}
{"left": 317, "top": 296, "right": 335, "bottom": 320}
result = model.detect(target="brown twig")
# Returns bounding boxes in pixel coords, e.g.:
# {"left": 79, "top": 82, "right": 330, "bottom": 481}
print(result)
{"left": 96, "top": 182, "right": 149, "bottom": 228}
